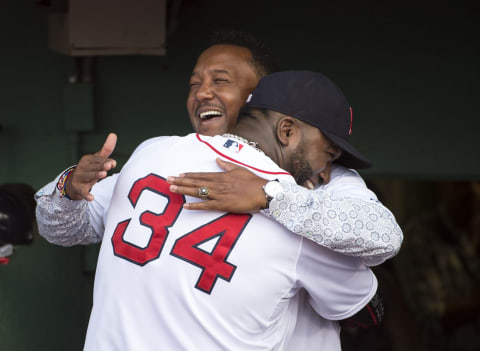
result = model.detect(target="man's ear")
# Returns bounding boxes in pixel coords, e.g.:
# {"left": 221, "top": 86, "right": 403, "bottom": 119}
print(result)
{"left": 276, "top": 117, "right": 301, "bottom": 146}
{"left": 330, "top": 146, "right": 343, "bottom": 161}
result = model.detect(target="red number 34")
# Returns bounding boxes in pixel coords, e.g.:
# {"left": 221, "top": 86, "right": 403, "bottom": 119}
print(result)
{"left": 111, "top": 174, "right": 251, "bottom": 294}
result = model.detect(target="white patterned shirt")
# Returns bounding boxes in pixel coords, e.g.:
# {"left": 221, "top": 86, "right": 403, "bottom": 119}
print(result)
{"left": 262, "top": 165, "right": 402, "bottom": 266}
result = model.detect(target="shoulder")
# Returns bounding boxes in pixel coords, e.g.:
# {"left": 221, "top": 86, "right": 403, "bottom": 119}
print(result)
{"left": 131, "top": 136, "right": 177, "bottom": 156}
{"left": 320, "top": 165, "right": 378, "bottom": 201}
{"left": 130, "top": 134, "right": 203, "bottom": 157}
{"left": 328, "top": 165, "right": 365, "bottom": 185}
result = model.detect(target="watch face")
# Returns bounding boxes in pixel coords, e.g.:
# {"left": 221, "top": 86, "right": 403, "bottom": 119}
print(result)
{"left": 264, "top": 181, "right": 283, "bottom": 198}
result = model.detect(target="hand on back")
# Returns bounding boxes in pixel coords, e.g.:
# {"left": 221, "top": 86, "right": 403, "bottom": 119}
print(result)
{"left": 167, "top": 158, "right": 268, "bottom": 213}
{"left": 167, "top": 157, "right": 334, "bottom": 213}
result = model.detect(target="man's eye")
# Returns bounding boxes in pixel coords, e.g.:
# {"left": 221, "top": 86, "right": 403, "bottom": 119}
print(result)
{"left": 214, "top": 78, "right": 229, "bottom": 83}
{"left": 189, "top": 82, "right": 200, "bottom": 87}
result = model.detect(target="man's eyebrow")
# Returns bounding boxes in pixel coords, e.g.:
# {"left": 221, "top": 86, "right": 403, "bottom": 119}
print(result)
{"left": 211, "top": 69, "right": 231, "bottom": 75}
{"left": 190, "top": 69, "right": 231, "bottom": 78}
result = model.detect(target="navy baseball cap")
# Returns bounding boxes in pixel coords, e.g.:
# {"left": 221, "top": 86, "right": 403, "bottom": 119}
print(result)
{"left": 246, "top": 71, "right": 372, "bottom": 169}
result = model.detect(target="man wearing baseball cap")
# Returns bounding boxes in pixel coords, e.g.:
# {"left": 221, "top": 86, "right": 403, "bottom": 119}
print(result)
{"left": 243, "top": 70, "right": 371, "bottom": 169}
{"left": 167, "top": 70, "right": 391, "bottom": 348}
{"left": 169, "top": 70, "right": 398, "bottom": 265}
{"left": 76, "top": 70, "right": 379, "bottom": 350}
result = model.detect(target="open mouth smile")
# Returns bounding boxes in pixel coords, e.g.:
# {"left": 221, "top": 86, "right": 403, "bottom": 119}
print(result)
{"left": 198, "top": 109, "right": 224, "bottom": 120}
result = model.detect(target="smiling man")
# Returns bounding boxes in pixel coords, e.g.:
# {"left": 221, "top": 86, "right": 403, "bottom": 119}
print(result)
{"left": 36, "top": 31, "right": 400, "bottom": 265}
{"left": 187, "top": 44, "right": 260, "bottom": 136}
{"left": 170, "top": 32, "right": 401, "bottom": 266}
{"left": 78, "top": 71, "right": 379, "bottom": 350}
{"left": 35, "top": 30, "right": 399, "bottom": 349}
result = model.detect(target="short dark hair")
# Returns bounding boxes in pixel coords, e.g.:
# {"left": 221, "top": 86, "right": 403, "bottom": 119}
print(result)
{"left": 207, "top": 29, "right": 278, "bottom": 78}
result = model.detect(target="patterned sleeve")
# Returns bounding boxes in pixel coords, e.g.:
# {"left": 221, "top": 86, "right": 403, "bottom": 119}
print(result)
{"left": 261, "top": 166, "right": 403, "bottom": 266}
{"left": 34, "top": 169, "right": 118, "bottom": 246}
{"left": 34, "top": 139, "right": 164, "bottom": 247}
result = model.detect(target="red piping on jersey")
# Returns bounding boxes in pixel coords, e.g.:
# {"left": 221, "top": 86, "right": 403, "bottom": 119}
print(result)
{"left": 196, "top": 134, "right": 291, "bottom": 176}
{"left": 366, "top": 304, "right": 378, "bottom": 325}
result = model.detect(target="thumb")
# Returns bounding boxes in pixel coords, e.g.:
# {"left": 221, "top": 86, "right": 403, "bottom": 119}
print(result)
{"left": 96, "top": 133, "right": 117, "bottom": 158}
{"left": 216, "top": 158, "right": 241, "bottom": 171}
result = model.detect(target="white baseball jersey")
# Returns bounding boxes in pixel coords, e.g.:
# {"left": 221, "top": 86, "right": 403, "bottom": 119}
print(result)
{"left": 84, "top": 133, "right": 377, "bottom": 351}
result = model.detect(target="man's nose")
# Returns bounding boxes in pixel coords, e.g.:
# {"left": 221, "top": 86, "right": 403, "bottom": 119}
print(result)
{"left": 195, "top": 81, "right": 214, "bottom": 101}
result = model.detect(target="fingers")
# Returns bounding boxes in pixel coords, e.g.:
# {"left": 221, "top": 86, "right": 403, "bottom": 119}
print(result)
{"left": 215, "top": 158, "right": 241, "bottom": 171}
{"left": 79, "top": 154, "right": 116, "bottom": 172}
{"left": 65, "top": 170, "right": 97, "bottom": 201}
{"left": 166, "top": 167, "right": 234, "bottom": 188}
{"left": 96, "top": 133, "right": 117, "bottom": 158}
{"left": 74, "top": 170, "right": 109, "bottom": 183}
{"left": 67, "top": 169, "right": 106, "bottom": 200}
{"left": 167, "top": 175, "right": 214, "bottom": 189}
{"left": 167, "top": 183, "right": 219, "bottom": 210}
{"left": 168, "top": 158, "right": 242, "bottom": 182}
{"left": 76, "top": 187, "right": 95, "bottom": 202}
{"left": 64, "top": 134, "right": 117, "bottom": 201}
{"left": 167, "top": 161, "right": 267, "bottom": 213}
{"left": 169, "top": 184, "right": 209, "bottom": 199}
{"left": 183, "top": 200, "right": 217, "bottom": 211}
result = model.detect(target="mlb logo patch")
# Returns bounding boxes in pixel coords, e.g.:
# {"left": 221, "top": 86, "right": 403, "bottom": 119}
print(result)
{"left": 223, "top": 139, "right": 244, "bottom": 153}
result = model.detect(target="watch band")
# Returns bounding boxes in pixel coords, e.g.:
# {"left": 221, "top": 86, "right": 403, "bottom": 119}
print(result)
{"left": 262, "top": 179, "right": 282, "bottom": 209}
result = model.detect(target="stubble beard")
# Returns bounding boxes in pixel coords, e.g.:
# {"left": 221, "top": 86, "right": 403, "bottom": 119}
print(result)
{"left": 286, "top": 141, "right": 313, "bottom": 186}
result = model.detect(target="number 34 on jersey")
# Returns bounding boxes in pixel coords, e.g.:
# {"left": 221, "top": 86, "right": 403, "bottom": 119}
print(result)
{"left": 110, "top": 173, "right": 252, "bottom": 294}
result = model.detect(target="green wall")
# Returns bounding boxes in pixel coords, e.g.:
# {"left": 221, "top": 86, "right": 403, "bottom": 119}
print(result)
{"left": 0, "top": 1, "right": 478, "bottom": 350}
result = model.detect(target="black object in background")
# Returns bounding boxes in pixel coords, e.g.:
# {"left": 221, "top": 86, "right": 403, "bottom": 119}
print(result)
{"left": 0, "top": 184, "right": 36, "bottom": 246}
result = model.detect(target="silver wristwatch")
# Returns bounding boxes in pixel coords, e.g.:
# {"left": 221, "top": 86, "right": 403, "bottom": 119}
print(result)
{"left": 262, "top": 180, "right": 283, "bottom": 208}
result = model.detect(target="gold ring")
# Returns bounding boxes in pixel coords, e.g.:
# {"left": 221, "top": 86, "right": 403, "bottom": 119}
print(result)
{"left": 198, "top": 186, "right": 210, "bottom": 200}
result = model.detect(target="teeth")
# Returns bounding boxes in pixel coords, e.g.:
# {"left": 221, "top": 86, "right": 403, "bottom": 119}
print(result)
{"left": 304, "top": 180, "right": 314, "bottom": 190}
{"left": 199, "top": 110, "right": 223, "bottom": 119}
